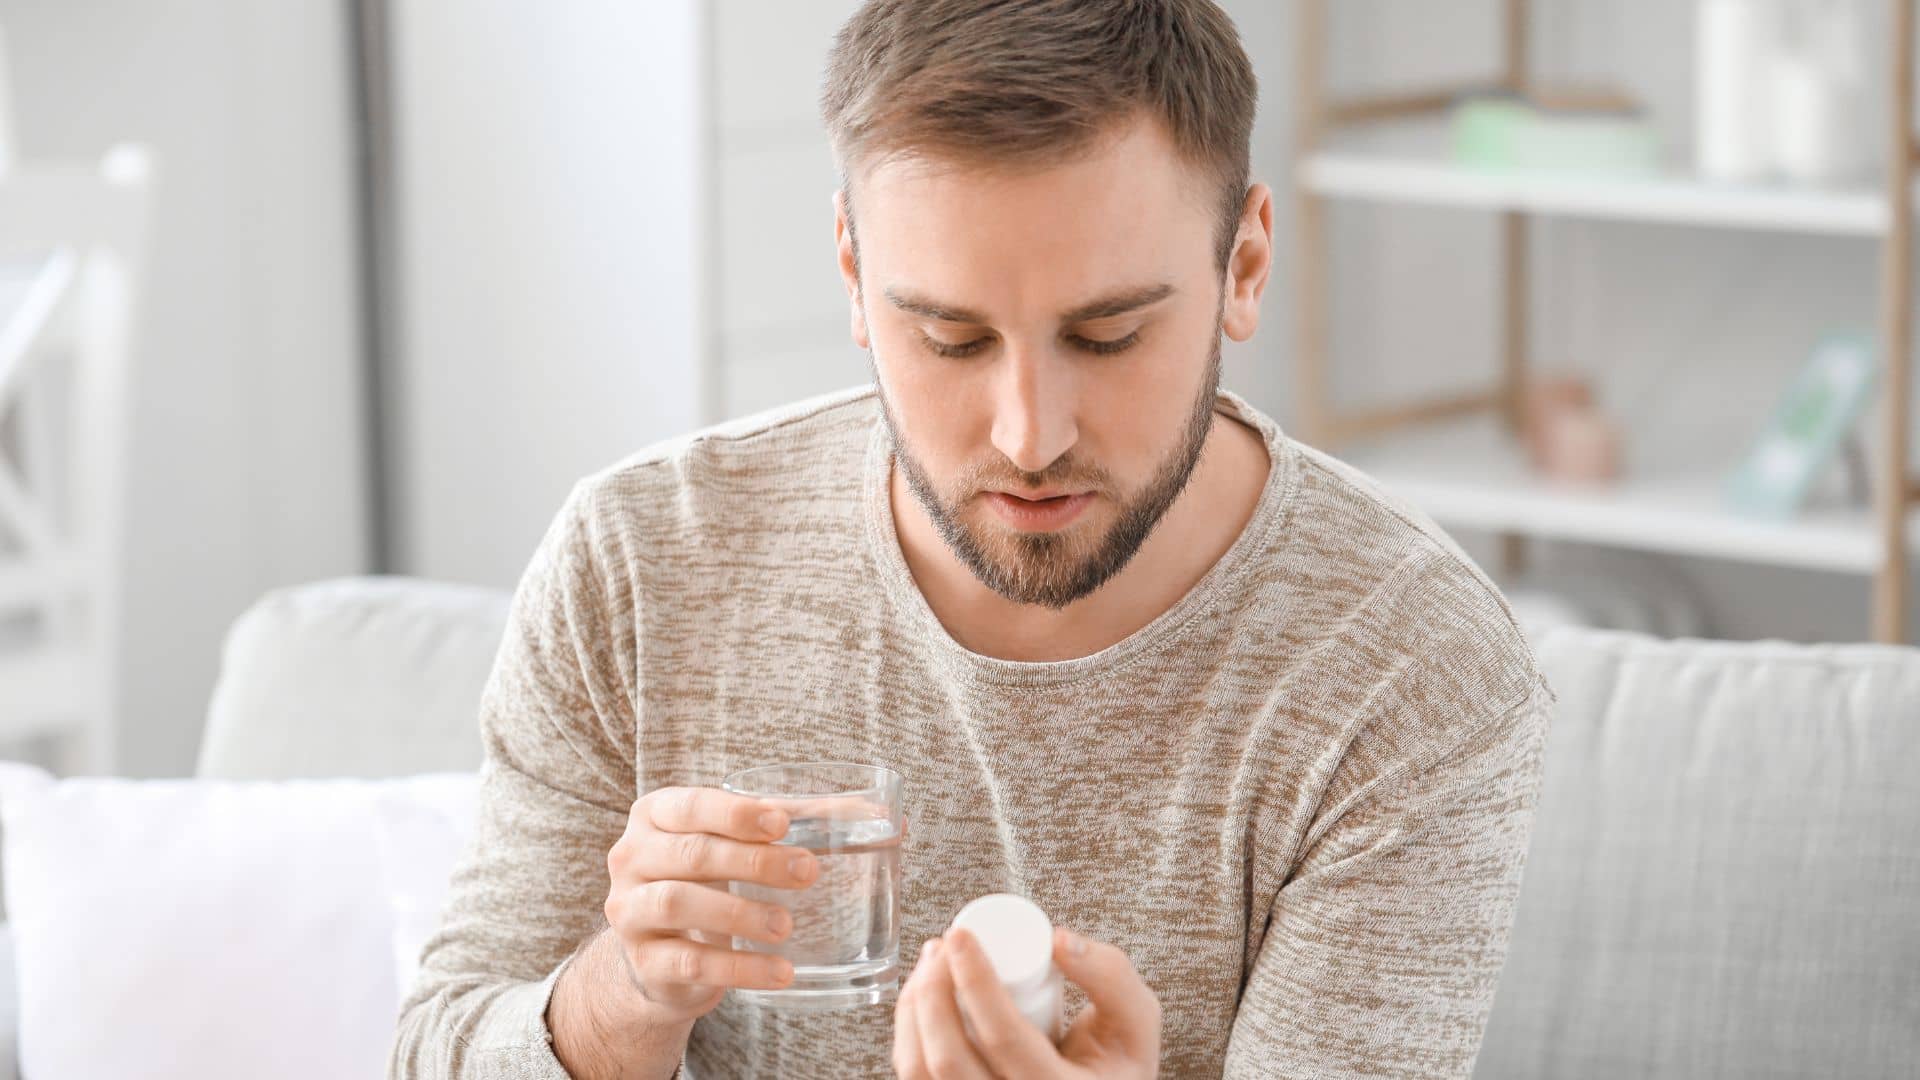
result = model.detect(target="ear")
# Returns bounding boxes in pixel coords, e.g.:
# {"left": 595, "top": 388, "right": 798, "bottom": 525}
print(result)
{"left": 834, "top": 188, "right": 870, "bottom": 349}
{"left": 1220, "top": 182, "right": 1273, "bottom": 343}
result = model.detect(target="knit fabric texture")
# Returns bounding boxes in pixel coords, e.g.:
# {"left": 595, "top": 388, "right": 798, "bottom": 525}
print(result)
{"left": 390, "top": 387, "right": 1555, "bottom": 1079}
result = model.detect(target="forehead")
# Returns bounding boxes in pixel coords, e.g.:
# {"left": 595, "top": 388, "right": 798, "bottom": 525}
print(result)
{"left": 849, "top": 115, "right": 1215, "bottom": 313}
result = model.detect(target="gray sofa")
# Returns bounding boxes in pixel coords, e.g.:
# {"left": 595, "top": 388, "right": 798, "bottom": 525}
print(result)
{"left": 8, "top": 576, "right": 1916, "bottom": 1077}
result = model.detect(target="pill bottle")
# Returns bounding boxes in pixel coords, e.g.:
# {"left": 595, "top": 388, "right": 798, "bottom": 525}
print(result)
{"left": 950, "top": 893, "right": 1064, "bottom": 1045}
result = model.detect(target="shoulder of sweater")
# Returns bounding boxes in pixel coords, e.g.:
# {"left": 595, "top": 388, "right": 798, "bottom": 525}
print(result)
{"left": 554, "top": 385, "right": 877, "bottom": 529}
{"left": 1285, "top": 437, "right": 1543, "bottom": 683}
{"left": 586, "top": 383, "right": 877, "bottom": 489}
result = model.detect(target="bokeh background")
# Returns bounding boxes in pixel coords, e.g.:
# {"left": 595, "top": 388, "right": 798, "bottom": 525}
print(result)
{"left": 2, "top": 0, "right": 1916, "bottom": 778}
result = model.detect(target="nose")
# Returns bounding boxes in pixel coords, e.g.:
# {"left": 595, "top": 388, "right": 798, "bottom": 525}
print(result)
{"left": 989, "top": 344, "right": 1079, "bottom": 476}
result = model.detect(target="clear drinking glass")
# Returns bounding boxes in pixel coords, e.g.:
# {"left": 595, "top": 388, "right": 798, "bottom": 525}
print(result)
{"left": 721, "top": 761, "right": 904, "bottom": 1009}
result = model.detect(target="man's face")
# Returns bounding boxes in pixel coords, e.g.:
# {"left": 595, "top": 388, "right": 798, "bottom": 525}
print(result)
{"left": 837, "top": 114, "right": 1236, "bottom": 610}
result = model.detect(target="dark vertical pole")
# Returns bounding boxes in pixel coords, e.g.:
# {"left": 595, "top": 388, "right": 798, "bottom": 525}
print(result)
{"left": 345, "top": 0, "right": 401, "bottom": 573}
{"left": 1876, "top": 0, "right": 1914, "bottom": 642}
{"left": 1294, "top": 0, "right": 1331, "bottom": 448}
{"left": 1499, "top": 0, "right": 1533, "bottom": 580}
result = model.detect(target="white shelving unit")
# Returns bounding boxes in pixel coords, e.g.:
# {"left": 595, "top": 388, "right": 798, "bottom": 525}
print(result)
{"left": 1301, "top": 152, "right": 1897, "bottom": 237}
{"left": 1292, "top": 0, "right": 1920, "bottom": 643}
{"left": 1340, "top": 413, "right": 1919, "bottom": 576}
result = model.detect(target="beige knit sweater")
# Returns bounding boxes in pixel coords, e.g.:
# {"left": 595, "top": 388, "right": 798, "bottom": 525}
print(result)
{"left": 390, "top": 386, "right": 1555, "bottom": 1079}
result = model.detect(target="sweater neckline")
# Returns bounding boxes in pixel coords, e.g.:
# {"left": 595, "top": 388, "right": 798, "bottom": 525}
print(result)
{"left": 859, "top": 389, "right": 1299, "bottom": 691}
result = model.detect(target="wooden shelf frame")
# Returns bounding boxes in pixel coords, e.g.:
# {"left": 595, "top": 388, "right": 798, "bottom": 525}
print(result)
{"left": 1292, "top": 0, "right": 1920, "bottom": 644}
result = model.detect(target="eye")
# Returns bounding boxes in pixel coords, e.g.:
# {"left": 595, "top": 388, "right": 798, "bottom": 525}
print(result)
{"left": 915, "top": 330, "right": 1139, "bottom": 358}
{"left": 921, "top": 332, "right": 998, "bottom": 357}
{"left": 1069, "top": 330, "right": 1141, "bottom": 356}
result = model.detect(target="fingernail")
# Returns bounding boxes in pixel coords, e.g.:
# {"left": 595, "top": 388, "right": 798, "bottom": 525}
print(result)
{"left": 946, "top": 927, "right": 971, "bottom": 952}
{"left": 788, "top": 853, "right": 814, "bottom": 880}
{"left": 923, "top": 936, "right": 941, "bottom": 959}
{"left": 766, "top": 906, "right": 790, "bottom": 937}
{"left": 774, "top": 958, "right": 794, "bottom": 984}
{"left": 759, "top": 810, "right": 786, "bottom": 836}
{"left": 1063, "top": 929, "right": 1087, "bottom": 957}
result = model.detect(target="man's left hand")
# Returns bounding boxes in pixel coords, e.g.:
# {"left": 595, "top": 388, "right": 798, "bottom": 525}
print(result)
{"left": 891, "top": 923, "right": 1161, "bottom": 1079}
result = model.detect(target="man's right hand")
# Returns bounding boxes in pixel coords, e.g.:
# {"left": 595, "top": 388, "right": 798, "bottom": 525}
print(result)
{"left": 602, "top": 785, "right": 820, "bottom": 1020}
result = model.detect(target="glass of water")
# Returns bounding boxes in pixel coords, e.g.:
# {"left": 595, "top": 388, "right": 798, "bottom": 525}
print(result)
{"left": 721, "top": 761, "right": 904, "bottom": 1009}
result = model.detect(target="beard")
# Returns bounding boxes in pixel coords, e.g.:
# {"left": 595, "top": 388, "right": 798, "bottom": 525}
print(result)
{"left": 874, "top": 325, "right": 1223, "bottom": 611}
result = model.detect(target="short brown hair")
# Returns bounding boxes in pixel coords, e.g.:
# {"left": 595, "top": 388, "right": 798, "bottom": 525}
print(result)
{"left": 821, "top": 0, "right": 1259, "bottom": 273}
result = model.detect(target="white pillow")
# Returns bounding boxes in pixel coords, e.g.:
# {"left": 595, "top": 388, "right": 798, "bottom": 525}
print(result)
{"left": 0, "top": 762, "right": 478, "bottom": 1080}
{"left": 371, "top": 771, "right": 480, "bottom": 995}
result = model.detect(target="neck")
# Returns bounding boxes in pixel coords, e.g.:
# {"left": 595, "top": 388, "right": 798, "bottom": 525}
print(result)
{"left": 890, "top": 405, "right": 1270, "bottom": 662}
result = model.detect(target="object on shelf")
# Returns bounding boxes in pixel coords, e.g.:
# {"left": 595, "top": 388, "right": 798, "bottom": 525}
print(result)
{"left": 1835, "top": 431, "right": 1873, "bottom": 508}
{"left": 1725, "top": 333, "right": 1877, "bottom": 520}
{"left": 1451, "top": 87, "right": 1659, "bottom": 175}
{"left": 1537, "top": 407, "right": 1623, "bottom": 487}
{"left": 1696, "top": 0, "right": 1875, "bottom": 186}
{"left": 1696, "top": 0, "right": 1784, "bottom": 182}
{"left": 1770, "top": 0, "right": 1871, "bottom": 185}
{"left": 1518, "top": 374, "right": 1593, "bottom": 460}
{"left": 1518, "top": 374, "right": 1622, "bottom": 486}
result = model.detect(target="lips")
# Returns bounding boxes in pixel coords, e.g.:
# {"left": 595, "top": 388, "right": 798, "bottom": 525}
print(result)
{"left": 982, "top": 490, "right": 1094, "bottom": 532}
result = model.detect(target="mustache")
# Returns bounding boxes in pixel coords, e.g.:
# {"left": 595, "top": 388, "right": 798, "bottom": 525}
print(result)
{"left": 953, "top": 455, "right": 1115, "bottom": 496}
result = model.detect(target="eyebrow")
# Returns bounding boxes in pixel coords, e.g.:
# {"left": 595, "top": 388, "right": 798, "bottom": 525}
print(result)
{"left": 882, "top": 282, "right": 1177, "bottom": 326}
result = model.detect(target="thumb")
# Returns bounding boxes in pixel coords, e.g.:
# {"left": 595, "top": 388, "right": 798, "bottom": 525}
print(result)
{"left": 1053, "top": 928, "right": 1161, "bottom": 1038}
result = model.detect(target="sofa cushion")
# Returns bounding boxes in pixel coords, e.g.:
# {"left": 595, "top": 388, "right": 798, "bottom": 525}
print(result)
{"left": 1475, "top": 626, "right": 1920, "bottom": 1079}
{"left": 0, "top": 923, "right": 15, "bottom": 1080}
{"left": 376, "top": 771, "right": 481, "bottom": 995}
{"left": 198, "top": 577, "right": 509, "bottom": 780}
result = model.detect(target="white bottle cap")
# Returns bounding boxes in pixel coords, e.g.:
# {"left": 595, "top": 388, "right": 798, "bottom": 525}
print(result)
{"left": 951, "top": 893, "right": 1054, "bottom": 996}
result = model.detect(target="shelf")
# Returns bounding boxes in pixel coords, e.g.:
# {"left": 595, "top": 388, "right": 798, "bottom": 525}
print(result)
{"left": 1301, "top": 151, "right": 1897, "bottom": 237}
{"left": 1338, "top": 416, "right": 1920, "bottom": 575}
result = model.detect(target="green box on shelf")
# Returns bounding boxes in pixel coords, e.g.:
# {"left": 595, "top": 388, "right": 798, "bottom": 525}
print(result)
{"left": 1451, "top": 90, "right": 1660, "bottom": 175}
{"left": 1725, "top": 334, "right": 1878, "bottom": 520}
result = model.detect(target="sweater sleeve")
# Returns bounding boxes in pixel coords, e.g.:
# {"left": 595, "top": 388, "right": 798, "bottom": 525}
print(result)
{"left": 389, "top": 479, "right": 650, "bottom": 1078}
{"left": 1223, "top": 676, "right": 1555, "bottom": 1079}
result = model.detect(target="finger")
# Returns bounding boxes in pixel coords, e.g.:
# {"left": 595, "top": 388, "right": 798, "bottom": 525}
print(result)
{"left": 1054, "top": 928, "right": 1162, "bottom": 1039}
{"left": 642, "top": 786, "right": 791, "bottom": 842}
{"left": 893, "top": 964, "right": 930, "bottom": 1080}
{"left": 944, "top": 928, "right": 1059, "bottom": 1070}
{"left": 682, "top": 883, "right": 740, "bottom": 949}
{"left": 631, "top": 935, "right": 795, "bottom": 994}
{"left": 613, "top": 935, "right": 725, "bottom": 1015}
{"left": 912, "top": 938, "right": 994, "bottom": 1080}
{"left": 635, "top": 829, "right": 819, "bottom": 889}
{"left": 767, "top": 792, "right": 891, "bottom": 825}
{"left": 610, "top": 880, "right": 792, "bottom": 944}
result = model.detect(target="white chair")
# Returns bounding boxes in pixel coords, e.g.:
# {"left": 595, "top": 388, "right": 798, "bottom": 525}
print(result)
{"left": 0, "top": 144, "right": 154, "bottom": 776}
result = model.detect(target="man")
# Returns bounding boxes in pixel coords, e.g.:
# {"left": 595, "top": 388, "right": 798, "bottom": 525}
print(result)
{"left": 391, "top": 1, "right": 1556, "bottom": 1077}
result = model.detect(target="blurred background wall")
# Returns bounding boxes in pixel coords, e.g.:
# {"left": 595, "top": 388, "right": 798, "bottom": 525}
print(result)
{"left": 384, "top": 0, "right": 704, "bottom": 585}
{"left": 2, "top": 0, "right": 369, "bottom": 775}
{"left": 1, "top": 0, "right": 1914, "bottom": 775}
